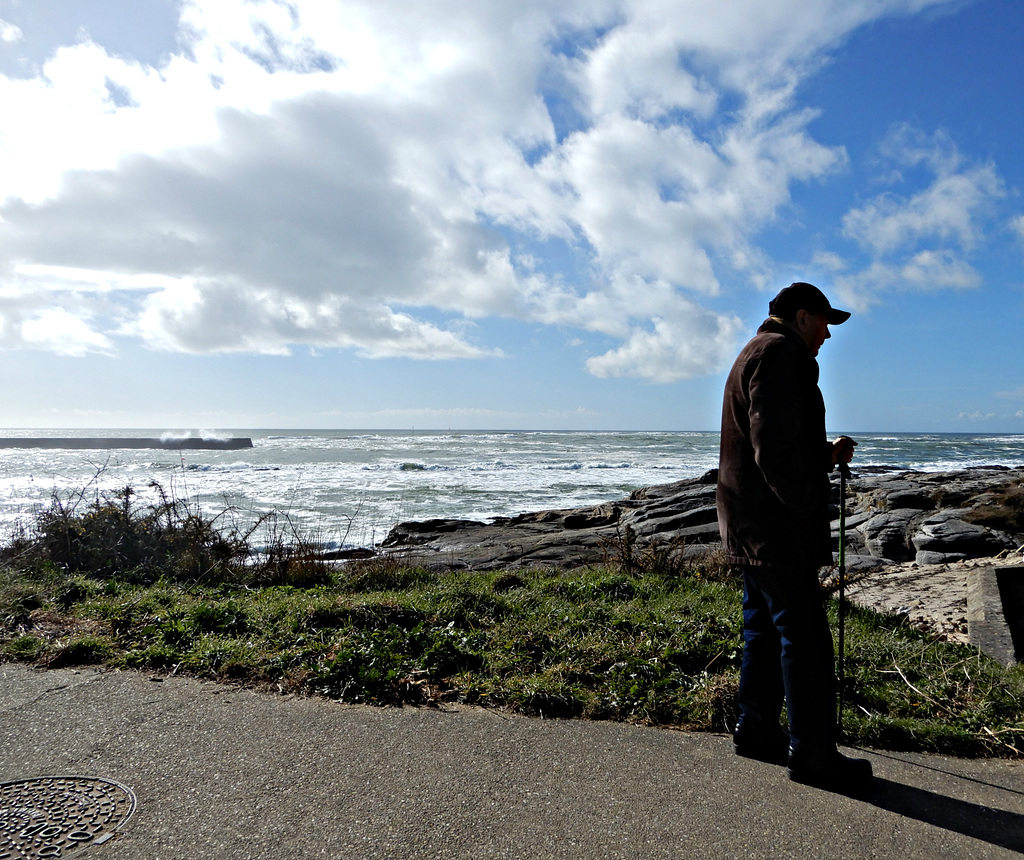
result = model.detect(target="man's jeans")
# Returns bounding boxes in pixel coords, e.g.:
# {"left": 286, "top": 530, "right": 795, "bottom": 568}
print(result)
{"left": 737, "top": 565, "right": 837, "bottom": 754}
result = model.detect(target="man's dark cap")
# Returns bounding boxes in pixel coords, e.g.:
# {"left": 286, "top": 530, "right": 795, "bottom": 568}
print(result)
{"left": 769, "top": 282, "right": 851, "bottom": 325}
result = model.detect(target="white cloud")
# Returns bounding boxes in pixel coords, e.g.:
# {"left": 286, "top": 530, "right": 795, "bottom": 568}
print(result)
{"left": 833, "top": 251, "right": 981, "bottom": 312}
{"left": 842, "top": 165, "right": 1003, "bottom": 256}
{"left": 0, "top": 18, "right": 22, "bottom": 44}
{"left": 586, "top": 304, "right": 745, "bottom": 383}
{"left": 3, "top": 306, "right": 114, "bottom": 356}
{"left": 810, "top": 250, "right": 846, "bottom": 272}
{"left": 545, "top": 111, "right": 846, "bottom": 296}
{"left": 1011, "top": 215, "right": 1024, "bottom": 248}
{"left": 10, "top": 264, "right": 182, "bottom": 293}
{"left": 829, "top": 124, "right": 1003, "bottom": 311}
{"left": 131, "top": 278, "right": 497, "bottom": 359}
{"left": 0, "top": 0, "right": 961, "bottom": 381}
{"left": 582, "top": 19, "right": 717, "bottom": 121}
{"left": 899, "top": 249, "right": 981, "bottom": 290}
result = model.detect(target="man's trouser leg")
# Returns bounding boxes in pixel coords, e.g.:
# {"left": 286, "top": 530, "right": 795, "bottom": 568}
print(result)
{"left": 739, "top": 565, "right": 837, "bottom": 754}
{"left": 737, "top": 568, "right": 785, "bottom": 737}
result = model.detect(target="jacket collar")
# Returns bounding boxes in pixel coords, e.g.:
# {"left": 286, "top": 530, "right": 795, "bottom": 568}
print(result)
{"left": 757, "top": 316, "right": 813, "bottom": 354}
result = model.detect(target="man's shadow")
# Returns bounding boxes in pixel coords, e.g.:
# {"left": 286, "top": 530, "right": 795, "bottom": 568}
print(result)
{"left": 858, "top": 769, "right": 1024, "bottom": 853}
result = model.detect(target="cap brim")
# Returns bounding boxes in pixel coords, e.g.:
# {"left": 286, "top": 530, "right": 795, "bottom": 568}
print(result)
{"left": 826, "top": 308, "right": 851, "bottom": 325}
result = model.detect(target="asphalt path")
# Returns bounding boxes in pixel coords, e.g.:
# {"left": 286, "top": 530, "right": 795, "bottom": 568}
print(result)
{"left": 3, "top": 663, "right": 1024, "bottom": 859}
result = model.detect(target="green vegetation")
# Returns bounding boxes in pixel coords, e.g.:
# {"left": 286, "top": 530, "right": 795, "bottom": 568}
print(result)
{"left": 2, "top": 486, "right": 1023, "bottom": 757}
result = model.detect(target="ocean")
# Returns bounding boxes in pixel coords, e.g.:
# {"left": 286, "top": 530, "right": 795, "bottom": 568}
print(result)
{"left": 1, "top": 430, "right": 1022, "bottom": 551}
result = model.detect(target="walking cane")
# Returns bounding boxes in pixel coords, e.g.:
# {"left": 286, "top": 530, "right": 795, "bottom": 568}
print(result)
{"left": 837, "top": 461, "right": 850, "bottom": 737}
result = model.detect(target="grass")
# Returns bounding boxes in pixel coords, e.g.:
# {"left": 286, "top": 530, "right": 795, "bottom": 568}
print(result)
{"left": 2, "top": 485, "right": 1024, "bottom": 757}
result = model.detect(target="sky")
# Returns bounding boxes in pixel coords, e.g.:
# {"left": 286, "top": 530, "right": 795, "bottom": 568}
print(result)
{"left": 0, "top": 0, "right": 1022, "bottom": 433}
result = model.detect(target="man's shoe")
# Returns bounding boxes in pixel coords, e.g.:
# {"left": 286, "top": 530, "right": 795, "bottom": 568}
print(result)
{"left": 787, "top": 748, "right": 873, "bottom": 792}
{"left": 733, "top": 729, "right": 790, "bottom": 766}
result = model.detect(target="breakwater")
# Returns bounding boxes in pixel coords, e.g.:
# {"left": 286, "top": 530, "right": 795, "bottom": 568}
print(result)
{"left": 0, "top": 437, "right": 254, "bottom": 450}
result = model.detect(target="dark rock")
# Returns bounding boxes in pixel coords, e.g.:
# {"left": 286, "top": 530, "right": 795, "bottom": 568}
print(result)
{"left": 885, "top": 489, "right": 937, "bottom": 510}
{"left": 834, "top": 553, "right": 890, "bottom": 573}
{"left": 563, "top": 504, "right": 620, "bottom": 529}
{"left": 626, "top": 504, "right": 719, "bottom": 536}
{"left": 915, "top": 550, "right": 967, "bottom": 566}
{"left": 911, "top": 510, "right": 1015, "bottom": 558}
{"left": 381, "top": 519, "right": 489, "bottom": 548}
{"left": 858, "top": 509, "right": 921, "bottom": 562}
{"left": 851, "top": 478, "right": 937, "bottom": 511}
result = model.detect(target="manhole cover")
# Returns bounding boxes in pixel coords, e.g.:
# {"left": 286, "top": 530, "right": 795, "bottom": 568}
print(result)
{"left": 0, "top": 776, "right": 136, "bottom": 858}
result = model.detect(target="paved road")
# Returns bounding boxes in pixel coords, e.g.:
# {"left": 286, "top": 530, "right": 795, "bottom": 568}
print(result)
{"left": 2, "top": 663, "right": 1023, "bottom": 859}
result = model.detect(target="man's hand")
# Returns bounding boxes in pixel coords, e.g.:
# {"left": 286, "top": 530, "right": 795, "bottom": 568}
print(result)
{"left": 831, "top": 435, "right": 857, "bottom": 466}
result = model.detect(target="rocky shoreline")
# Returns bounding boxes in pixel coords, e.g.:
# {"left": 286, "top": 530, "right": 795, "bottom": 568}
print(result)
{"left": 379, "top": 465, "right": 1024, "bottom": 571}
{"left": 374, "top": 466, "right": 1024, "bottom": 649}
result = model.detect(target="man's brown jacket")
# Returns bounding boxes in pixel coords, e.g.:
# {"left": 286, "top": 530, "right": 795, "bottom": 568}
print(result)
{"left": 717, "top": 318, "right": 835, "bottom": 570}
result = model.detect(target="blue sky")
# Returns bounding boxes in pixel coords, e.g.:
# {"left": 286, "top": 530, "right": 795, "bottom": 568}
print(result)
{"left": 0, "top": 0, "right": 1022, "bottom": 432}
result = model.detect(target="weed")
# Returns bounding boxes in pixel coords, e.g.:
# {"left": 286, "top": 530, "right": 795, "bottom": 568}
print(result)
{"left": 0, "top": 480, "right": 347, "bottom": 590}
{"left": 2, "top": 634, "right": 46, "bottom": 660}
{"left": 339, "top": 556, "right": 435, "bottom": 592}
{"left": 47, "top": 634, "right": 114, "bottom": 668}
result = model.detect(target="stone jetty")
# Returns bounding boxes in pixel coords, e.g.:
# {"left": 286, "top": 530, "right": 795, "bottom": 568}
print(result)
{"left": 0, "top": 437, "right": 254, "bottom": 450}
{"left": 379, "top": 466, "right": 1024, "bottom": 572}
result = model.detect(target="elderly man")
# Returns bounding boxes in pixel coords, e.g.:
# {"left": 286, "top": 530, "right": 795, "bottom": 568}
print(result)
{"left": 717, "top": 282, "right": 872, "bottom": 791}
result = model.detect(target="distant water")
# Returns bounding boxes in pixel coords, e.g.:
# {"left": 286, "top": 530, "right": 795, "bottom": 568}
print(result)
{"left": 1, "top": 430, "right": 1022, "bottom": 550}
